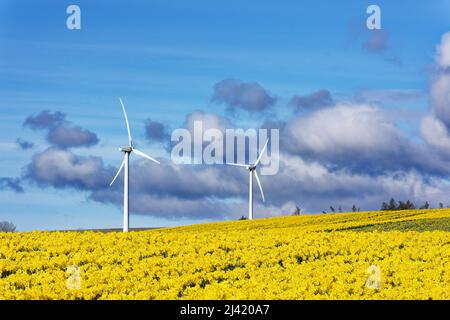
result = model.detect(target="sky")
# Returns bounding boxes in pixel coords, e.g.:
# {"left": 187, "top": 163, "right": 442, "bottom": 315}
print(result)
{"left": 1, "top": 0, "right": 450, "bottom": 231}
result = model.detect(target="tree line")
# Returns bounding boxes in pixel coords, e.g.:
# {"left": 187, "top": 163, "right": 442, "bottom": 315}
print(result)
{"left": 290, "top": 199, "right": 447, "bottom": 216}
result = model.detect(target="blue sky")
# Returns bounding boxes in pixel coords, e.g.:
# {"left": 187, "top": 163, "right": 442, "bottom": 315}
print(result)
{"left": 1, "top": 0, "right": 450, "bottom": 231}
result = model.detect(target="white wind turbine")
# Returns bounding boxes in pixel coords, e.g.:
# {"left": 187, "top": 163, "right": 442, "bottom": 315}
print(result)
{"left": 226, "top": 139, "right": 269, "bottom": 220}
{"left": 109, "top": 98, "right": 160, "bottom": 232}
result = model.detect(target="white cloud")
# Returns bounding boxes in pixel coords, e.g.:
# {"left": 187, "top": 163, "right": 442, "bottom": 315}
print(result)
{"left": 430, "top": 73, "right": 450, "bottom": 125}
{"left": 285, "top": 103, "right": 405, "bottom": 158}
{"left": 26, "top": 148, "right": 112, "bottom": 190}
{"left": 437, "top": 32, "right": 450, "bottom": 68}
{"left": 421, "top": 115, "right": 450, "bottom": 156}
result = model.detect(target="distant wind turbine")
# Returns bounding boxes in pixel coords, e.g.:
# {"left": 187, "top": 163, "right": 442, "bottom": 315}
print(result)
{"left": 226, "top": 139, "right": 269, "bottom": 220}
{"left": 110, "top": 98, "right": 160, "bottom": 232}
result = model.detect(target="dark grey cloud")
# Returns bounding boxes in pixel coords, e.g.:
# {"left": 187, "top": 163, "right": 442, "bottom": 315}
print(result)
{"left": 46, "top": 125, "right": 99, "bottom": 148}
{"left": 290, "top": 89, "right": 333, "bottom": 111}
{"left": 16, "top": 138, "right": 34, "bottom": 150}
{"left": 22, "top": 144, "right": 247, "bottom": 219}
{"left": 363, "top": 30, "right": 389, "bottom": 53}
{"left": 145, "top": 119, "right": 170, "bottom": 143}
{"left": 129, "top": 160, "right": 243, "bottom": 200}
{"left": 90, "top": 189, "right": 235, "bottom": 219}
{"left": 23, "top": 110, "right": 99, "bottom": 149}
{"left": 212, "top": 79, "right": 276, "bottom": 113}
{"left": 261, "top": 154, "right": 450, "bottom": 213}
{"left": 24, "top": 110, "right": 65, "bottom": 130}
{"left": 0, "top": 177, "right": 24, "bottom": 193}
{"left": 261, "top": 118, "right": 286, "bottom": 131}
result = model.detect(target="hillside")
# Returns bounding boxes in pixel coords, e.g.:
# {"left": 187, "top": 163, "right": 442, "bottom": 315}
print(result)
{"left": 170, "top": 208, "right": 450, "bottom": 233}
{"left": 0, "top": 209, "right": 449, "bottom": 299}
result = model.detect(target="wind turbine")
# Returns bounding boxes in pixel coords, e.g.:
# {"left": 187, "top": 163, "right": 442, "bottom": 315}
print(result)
{"left": 226, "top": 139, "right": 269, "bottom": 220}
{"left": 110, "top": 98, "right": 160, "bottom": 232}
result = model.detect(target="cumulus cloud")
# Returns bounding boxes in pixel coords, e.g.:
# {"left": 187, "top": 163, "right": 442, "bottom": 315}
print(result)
{"left": 23, "top": 110, "right": 65, "bottom": 129}
{"left": 421, "top": 115, "right": 450, "bottom": 156}
{"left": 46, "top": 125, "right": 99, "bottom": 148}
{"left": 284, "top": 104, "right": 407, "bottom": 166}
{"left": 90, "top": 190, "right": 234, "bottom": 219}
{"left": 19, "top": 124, "right": 450, "bottom": 219}
{"left": 260, "top": 118, "right": 286, "bottom": 131}
{"left": 185, "top": 110, "right": 232, "bottom": 134}
{"left": 25, "top": 148, "right": 113, "bottom": 190}
{"left": 430, "top": 71, "right": 450, "bottom": 126}
{"left": 145, "top": 118, "right": 170, "bottom": 143}
{"left": 282, "top": 102, "right": 450, "bottom": 177}
{"left": 23, "top": 110, "right": 99, "bottom": 149}
{"left": 22, "top": 145, "right": 247, "bottom": 219}
{"left": 290, "top": 89, "right": 333, "bottom": 111}
{"left": 173, "top": 110, "right": 233, "bottom": 163}
{"left": 421, "top": 31, "right": 450, "bottom": 157}
{"left": 212, "top": 79, "right": 276, "bottom": 113}
{"left": 125, "top": 159, "right": 243, "bottom": 200}
{"left": 15, "top": 138, "right": 34, "bottom": 150}
{"left": 437, "top": 32, "right": 450, "bottom": 68}
{"left": 0, "top": 177, "right": 24, "bottom": 193}
{"left": 261, "top": 153, "right": 450, "bottom": 213}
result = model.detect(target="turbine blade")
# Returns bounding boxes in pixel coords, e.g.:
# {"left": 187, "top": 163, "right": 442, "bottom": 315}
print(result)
{"left": 254, "top": 171, "right": 265, "bottom": 202}
{"left": 133, "top": 148, "right": 160, "bottom": 164}
{"left": 110, "top": 157, "right": 125, "bottom": 186}
{"left": 225, "top": 162, "right": 249, "bottom": 168}
{"left": 119, "top": 97, "right": 132, "bottom": 147}
{"left": 255, "top": 138, "right": 269, "bottom": 166}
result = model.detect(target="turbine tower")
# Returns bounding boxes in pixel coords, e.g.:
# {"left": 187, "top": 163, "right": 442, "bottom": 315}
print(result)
{"left": 110, "top": 98, "right": 160, "bottom": 232}
{"left": 226, "top": 139, "right": 269, "bottom": 220}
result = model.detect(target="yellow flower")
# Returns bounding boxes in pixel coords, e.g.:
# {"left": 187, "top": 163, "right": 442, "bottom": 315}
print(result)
{"left": 0, "top": 209, "right": 449, "bottom": 299}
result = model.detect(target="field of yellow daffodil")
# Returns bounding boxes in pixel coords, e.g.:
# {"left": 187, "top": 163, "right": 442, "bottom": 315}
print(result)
{"left": 1, "top": 209, "right": 450, "bottom": 300}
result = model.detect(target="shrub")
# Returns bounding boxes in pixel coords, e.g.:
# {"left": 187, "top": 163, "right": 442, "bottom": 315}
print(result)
{"left": 0, "top": 221, "right": 16, "bottom": 232}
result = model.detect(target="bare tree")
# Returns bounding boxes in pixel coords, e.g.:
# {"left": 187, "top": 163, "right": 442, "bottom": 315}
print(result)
{"left": 292, "top": 206, "right": 301, "bottom": 216}
{"left": 420, "top": 201, "right": 430, "bottom": 209}
{"left": 0, "top": 221, "right": 16, "bottom": 232}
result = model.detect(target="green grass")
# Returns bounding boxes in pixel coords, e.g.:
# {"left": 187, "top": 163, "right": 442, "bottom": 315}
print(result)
{"left": 341, "top": 216, "right": 450, "bottom": 232}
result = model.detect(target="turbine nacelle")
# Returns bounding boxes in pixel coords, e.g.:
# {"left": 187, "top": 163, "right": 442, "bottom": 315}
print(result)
{"left": 120, "top": 146, "right": 133, "bottom": 153}
{"left": 225, "top": 138, "right": 269, "bottom": 219}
